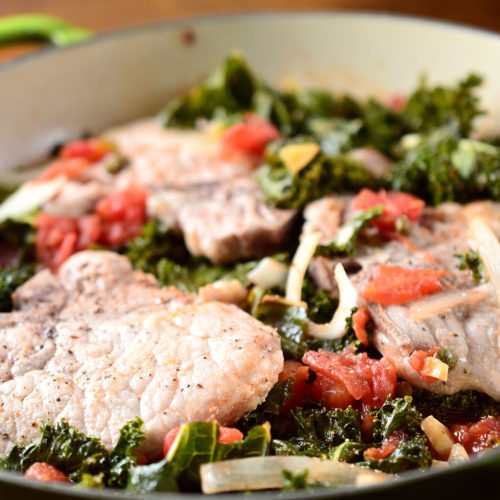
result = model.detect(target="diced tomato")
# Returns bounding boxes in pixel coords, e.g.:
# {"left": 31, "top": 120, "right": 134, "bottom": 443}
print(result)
{"left": 352, "top": 306, "right": 371, "bottom": 347}
{"left": 218, "top": 427, "right": 244, "bottom": 443}
{"left": 95, "top": 187, "right": 148, "bottom": 247}
{"left": 163, "top": 425, "right": 243, "bottom": 457}
{"left": 39, "top": 158, "right": 90, "bottom": 181}
{"left": 408, "top": 347, "right": 439, "bottom": 384}
{"left": 365, "top": 431, "right": 406, "bottom": 459}
{"left": 302, "top": 351, "right": 397, "bottom": 408}
{"left": 59, "top": 138, "right": 113, "bottom": 163}
{"left": 35, "top": 213, "right": 102, "bottom": 271}
{"left": 351, "top": 189, "right": 425, "bottom": 237}
{"left": 451, "top": 416, "right": 500, "bottom": 454}
{"left": 25, "top": 462, "right": 69, "bottom": 483}
{"left": 363, "top": 264, "right": 447, "bottom": 306}
{"left": 220, "top": 113, "right": 280, "bottom": 156}
{"left": 387, "top": 94, "right": 406, "bottom": 112}
{"left": 308, "top": 372, "right": 355, "bottom": 410}
{"left": 278, "top": 360, "right": 312, "bottom": 413}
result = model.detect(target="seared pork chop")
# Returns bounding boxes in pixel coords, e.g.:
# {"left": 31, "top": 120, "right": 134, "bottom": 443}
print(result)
{"left": 0, "top": 251, "right": 283, "bottom": 457}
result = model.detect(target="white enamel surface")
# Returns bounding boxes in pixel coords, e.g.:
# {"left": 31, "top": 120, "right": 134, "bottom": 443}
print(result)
{"left": 1, "top": 12, "right": 500, "bottom": 171}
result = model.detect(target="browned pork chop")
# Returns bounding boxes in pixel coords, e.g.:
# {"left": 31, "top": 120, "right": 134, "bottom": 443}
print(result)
{"left": 0, "top": 251, "right": 283, "bottom": 457}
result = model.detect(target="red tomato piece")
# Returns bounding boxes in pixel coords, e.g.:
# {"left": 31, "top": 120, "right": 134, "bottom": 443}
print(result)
{"left": 308, "top": 372, "right": 355, "bottom": 410}
{"left": 352, "top": 306, "right": 371, "bottom": 347}
{"left": 25, "top": 462, "right": 69, "bottom": 483}
{"left": 387, "top": 94, "right": 406, "bottom": 112}
{"left": 163, "top": 426, "right": 243, "bottom": 457}
{"left": 39, "top": 158, "right": 90, "bottom": 181}
{"left": 408, "top": 347, "right": 439, "bottom": 384}
{"left": 96, "top": 187, "right": 148, "bottom": 247}
{"left": 218, "top": 427, "right": 244, "bottom": 443}
{"left": 362, "top": 264, "right": 447, "bottom": 306}
{"left": 35, "top": 213, "right": 102, "bottom": 271}
{"left": 278, "top": 360, "right": 312, "bottom": 413}
{"left": 59, "top": 138, "right": 112, "bottom": 162}
{"left": 302, "top": 351, "right": 397, "bottom": 408}
{"left": 220, "top": 113, "right": 280, "bottom": 156}
{"left": 365, "top": 431, "right": 406, "bottom": 459}
{"left": 360, "top": 411, "right": 375, "bottom": 442}
{"left": 451, "top": 416, "right": 500, "bottom": 454}
{"left": 351, "top": 189, "right": 425, "bottom": 237}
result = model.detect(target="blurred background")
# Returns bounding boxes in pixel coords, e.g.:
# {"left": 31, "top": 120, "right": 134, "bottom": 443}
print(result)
{"left": 2, "top": 0, "right": 500, "bottom": 62}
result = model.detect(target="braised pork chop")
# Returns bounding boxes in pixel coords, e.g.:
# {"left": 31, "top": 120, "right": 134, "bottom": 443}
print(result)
{"left": 0, "top": 251, "right": 283, "bottom": 456}
{"left": 302, "top": 196, "right": 500, "bottom": 399}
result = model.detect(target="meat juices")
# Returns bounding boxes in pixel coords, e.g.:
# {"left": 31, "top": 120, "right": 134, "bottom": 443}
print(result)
{"left": 0, "top": 252, "right": 283, "bottom": 457}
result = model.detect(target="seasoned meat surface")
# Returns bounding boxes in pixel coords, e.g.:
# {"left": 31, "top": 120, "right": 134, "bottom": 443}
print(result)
{"left": 0, "top": 251, "right": 283, "bottom": 456}
{"left": 149, "top": 177, "right": 297, "bottom": 264}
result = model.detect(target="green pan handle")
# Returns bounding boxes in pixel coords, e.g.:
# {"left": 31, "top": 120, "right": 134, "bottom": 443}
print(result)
{"left": 0, "top": 14, "right": 92, "bottom": 47}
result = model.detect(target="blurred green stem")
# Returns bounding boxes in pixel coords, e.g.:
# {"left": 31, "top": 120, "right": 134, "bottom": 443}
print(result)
{"left": 0, "top": 14, "right": 92, "bottom": 47}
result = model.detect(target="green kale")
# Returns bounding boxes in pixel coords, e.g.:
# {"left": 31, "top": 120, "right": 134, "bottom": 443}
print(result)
{"left": 125, "top": 221, "right": 257, "bottom": 292}
{"left": 385, "top": 128, "right": 500, "bottom": 205}
{"left": 127, "top": 422, "right": 270, "bottom": 493}
{"left": 256, "top": 144, "right": 377, "bottom": 209}
{"left": 315, "top": 206, "right": 384, "bottom": 257}
{"left": 371, "top": 397, "right": 423, "bottom": 442}
{"left": 0, "top": 264, "right": 35, "bottom": 312}
{"left": 403, "top": 74, "right": 483, "bottom": 137}
{"left": 0, "top": 419, "right": 145, "bottom": 486}
{"left": 282, "top": 468, "right": 310, "bottom": 490}
{"left": 305, "top": 117, "right": 363, "bottom": 155}
{"left": 412, "top": 389, "right": 500, "bottom": 426}
{"left": 306, "top": 290, "right": 338, "bottom": 324}
{"left": 455, "top": 248, "right": 485, "bottom": 282}
{"left": 366, "top": 434, "right": 431, "bottom": 473}
{"left": 159, "top": 54, "right": 290, "bottom": 132}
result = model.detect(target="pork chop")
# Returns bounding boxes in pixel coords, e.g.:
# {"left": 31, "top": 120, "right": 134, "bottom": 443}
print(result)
{"left": 0, "top": 251, "right": 283, "bottom": 457}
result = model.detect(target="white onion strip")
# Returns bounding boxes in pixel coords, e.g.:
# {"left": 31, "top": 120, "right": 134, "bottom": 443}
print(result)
{"left": 200, "top": 456, "right": 387, "bottom": 494}
{"left": 307, "top": 263, "right": 358, "bottom": 339}
{"left": 285, "top": 232, "right": 321, "bottom": 303}
{"left": 407, "top": 285, "right": 490, "bottom": 322}
{"left": 469, "top": 218, "right": 500, "bottom": 306}
{"left": 247, "top": 257, "right": 289, "bottom": 290}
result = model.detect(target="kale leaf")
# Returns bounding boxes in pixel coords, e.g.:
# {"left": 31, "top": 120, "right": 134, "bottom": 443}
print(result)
{"left": 125, "top": 221, "right": 257, "bottom": 292}
{"left": 127, "top": 422, "right": 270, "bottom": 493}
{"left": 315, "top": 205, "right": 384, "bottom": 257}
{"left": 455, "top": 248, "right": 485, "bottom": 282}
{"left": 0, "top": 264, "right": 35, "bottom": 312}
{"left": 412, "top": 389, "right": 500, "bottom": 426}
{"left": 256, "top": 143, "right": 377, "bottom": 209}
{"left": 0, "top": 419, "right": 145, "bottom": 486}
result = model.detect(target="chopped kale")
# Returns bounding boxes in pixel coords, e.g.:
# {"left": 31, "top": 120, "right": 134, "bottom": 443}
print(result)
{"left": 256, "top": 143, "right": 377, "bottom": 209}
{"left": 366, "top": 434, "right": 431, "bottom": 473}
{"left": 0, "top": 419, "right": 145, "bottom": 486}
{"left": 455, "top": 249, "right": 485, "bottom": 282}
{"left": 125, "top": 221, "right": 257, "bottom": 292}
{"left": 127, "top": 422, "right": 270, "bottom": 493}
{"left": 402, "top": 74, "right": 483, "bottom": 137}
{"left": 315, "top": 206, "right": 384, "bottom": 257}
{"left": 385, "top": 129, "right": 500, "bottom": 205}
{"left": 371, "top": 397, "right": 423, "bottom": 442}
{"left": 282, "top": 468, "right": 310, "bottom": 489}
{"left": 412, "top": 389, "right": 500, "bottom": 426}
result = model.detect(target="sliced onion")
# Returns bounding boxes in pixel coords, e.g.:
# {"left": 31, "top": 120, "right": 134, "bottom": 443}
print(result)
{"left": 307, "top": 263, "right": 358, "bottom": 339}
{"left": 421, "top": 357, "right": 448, "bottom": 382}
{"left": 448, "top": 443, "right": 469, "bottom": 464}
{"left": 407, "top": 285, "right": 490, "bottom": 322}
{"left": 200, "top": 456, "right": 388, "bottom": 494}
{"left": 421, "top": 416, "right": 454, "bottom": 459}
{"left": 247, "top": 257, "right": 289, "bottom": 290}
{"left": 0, "top": 176, "right": 66, "bottom": 223}
{"left": 285, "top": 232, "right": 321, "bottom": 303}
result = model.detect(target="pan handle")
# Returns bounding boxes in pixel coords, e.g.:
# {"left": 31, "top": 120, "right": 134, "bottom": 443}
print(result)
{"left": 0, "top": 14, "right": 92, "bottom": 47}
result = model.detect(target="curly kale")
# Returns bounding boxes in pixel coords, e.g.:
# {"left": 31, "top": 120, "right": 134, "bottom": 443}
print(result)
{"left": 125, "top": 221, "right": 257, "bottom": 292}
{"left": 256, "top": 143, "right": 377, "bottom": 209}
{"left": 0, "top": 264, "right": 35, "bottom": 312}
{"left": 412, "top": 389, "right": 500, "bottom": 426}
{"left": 455, "top": 248, "right": 485, "bottom": 282}
{"left": 0, "top": 419, "right": 145, "bottom": 486}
